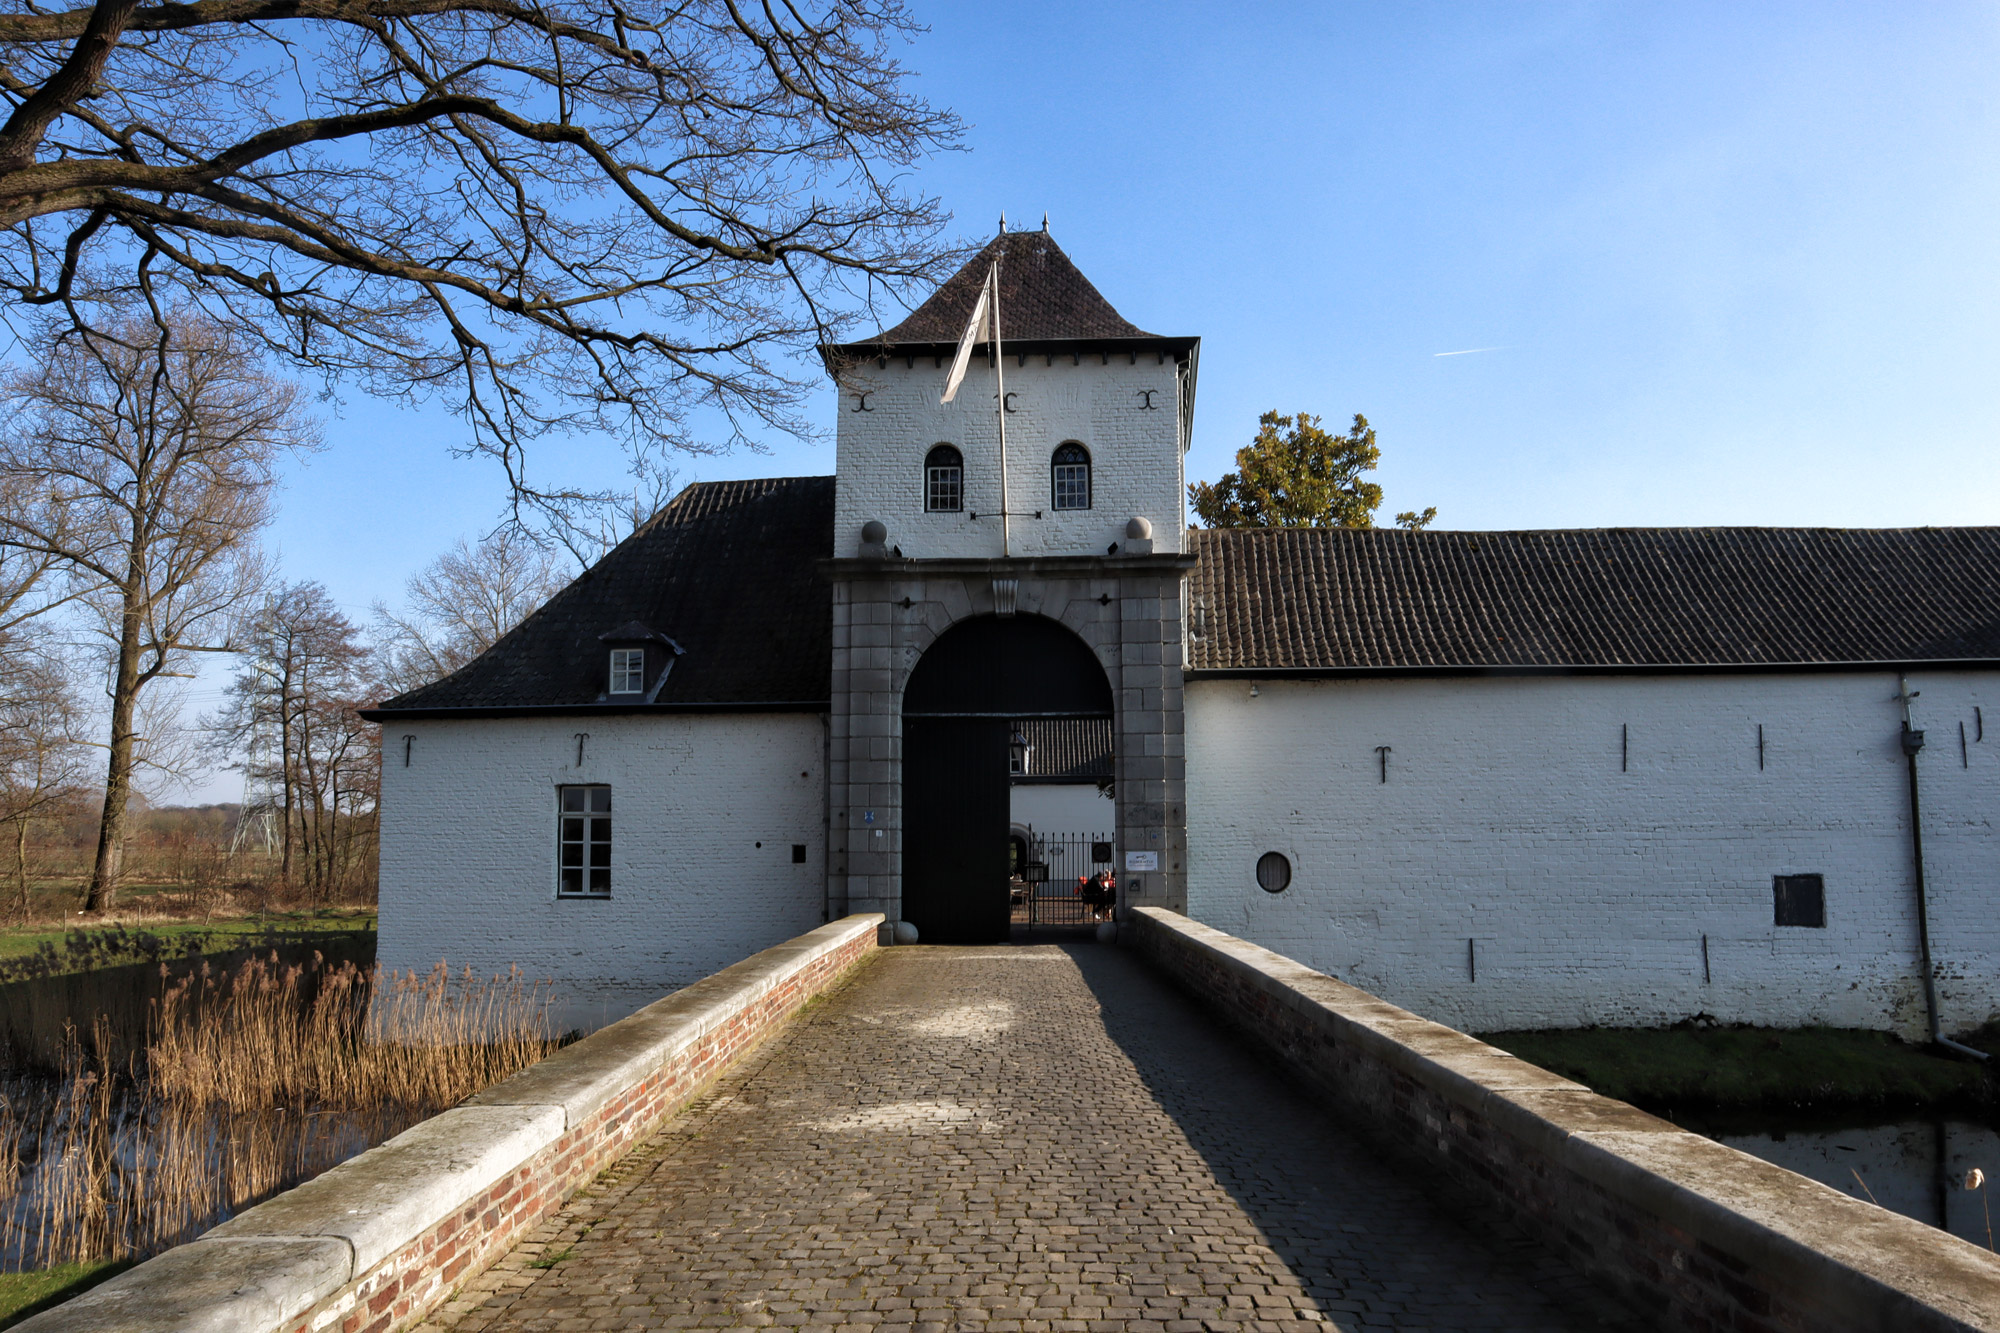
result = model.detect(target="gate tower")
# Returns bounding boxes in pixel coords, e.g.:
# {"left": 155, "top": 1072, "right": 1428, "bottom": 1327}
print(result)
{"left": 821, "top": 224, "right": 1199, "bottom": 933}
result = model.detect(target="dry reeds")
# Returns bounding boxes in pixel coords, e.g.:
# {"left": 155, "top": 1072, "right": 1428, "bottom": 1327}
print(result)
{"left": 148, "top": 957, "right": 559, "bottom": 1116}
{"left": 0, "top": 953, "right": 562, "bottom": 1271}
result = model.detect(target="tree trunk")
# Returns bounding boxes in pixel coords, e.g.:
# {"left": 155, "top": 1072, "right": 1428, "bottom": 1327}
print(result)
{"left": 300, "top": 719, "right": 325, "bottom": 907}
{"left": 278, "top": 684, "right": 296, "bottom": 892}
{"left": 15, "top": 818, "right": 28, "bottom": 925}
{"left": 84, "top": 590, "right": 146, "bottom": 912}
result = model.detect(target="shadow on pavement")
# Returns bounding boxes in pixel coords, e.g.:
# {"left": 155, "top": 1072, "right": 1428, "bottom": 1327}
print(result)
{"left": 1061, "top": 940, "right": 1650, "bottom": 1332}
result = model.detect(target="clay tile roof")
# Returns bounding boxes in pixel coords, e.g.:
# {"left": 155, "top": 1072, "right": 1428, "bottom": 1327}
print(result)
{"left": 870, "top": 230, "right": 1158, "bottom": 344}
{"left": 1019, "top": 718, "right": 1114, "bottom": 782}
{"left": 371, "top": 477, "right": 833, "bottom": 713}
{"left": 1186, "top": 527, "right": 2000, "bottom": 671}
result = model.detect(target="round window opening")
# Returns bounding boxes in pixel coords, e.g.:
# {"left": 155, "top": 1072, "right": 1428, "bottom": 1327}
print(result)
{"left": 1256, "top": 851, "right": 1292, "bottom": 894}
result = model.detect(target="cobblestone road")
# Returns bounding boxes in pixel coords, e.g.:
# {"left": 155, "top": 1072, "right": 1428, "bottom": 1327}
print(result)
{"left": 422, "top": 943, "right": 1643, "bottom": 1333}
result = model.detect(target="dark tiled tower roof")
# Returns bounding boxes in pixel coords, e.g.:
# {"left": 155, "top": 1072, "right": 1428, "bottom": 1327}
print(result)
{"left": 369, "top": 477, "right": 834, "bottom": 714}
{"left": 880, "top": 228, "right": 1152, "bottom": 342}
{"left": 873, "top": 230, "right": 1157, "bottom": 343}
{"left": 1186, "top": 526, "right": 2000, "bottom": 672}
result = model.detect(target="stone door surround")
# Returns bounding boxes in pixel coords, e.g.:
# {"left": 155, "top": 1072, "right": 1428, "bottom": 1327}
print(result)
{"left": 824, "top": 553, "right": 1194, "bottom": 926}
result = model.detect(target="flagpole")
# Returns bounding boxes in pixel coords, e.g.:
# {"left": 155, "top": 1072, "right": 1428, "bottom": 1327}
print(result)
{"left": 991, "top": 262, "right": 1010, "bottom": 558}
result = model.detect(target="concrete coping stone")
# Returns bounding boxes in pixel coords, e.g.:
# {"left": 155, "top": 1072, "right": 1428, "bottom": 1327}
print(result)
{"left": 11, "top": 1238, "right": 352, "bottom": 1333}
{"left": 23, "top": 914, "right": 885, "bottom": 1333}
{"left": 1129, "top": 907, "right": 2000, "bottom": 1330}
{"left": 1565, "top": 1129, "right": 2000, "bottom": 1327}
{"left": 1134, "top": 910, "right": 1585, "bottom": 1100}
{"left": 206, "top": 1103, "right": 565, "bottom": 1272}
{"left": 469, "top": 914, "right": 883, "bottom": 1128}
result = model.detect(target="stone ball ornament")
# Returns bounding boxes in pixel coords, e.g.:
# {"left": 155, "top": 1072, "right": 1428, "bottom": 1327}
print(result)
{"left": 861, "top": 519, "right": 888, "bottom": 544}
{"left": 1125, "top": 516, "right": 1153, "bottom": 540}
{"left": 891, "top": 920, "right": 919, "bottom": 945}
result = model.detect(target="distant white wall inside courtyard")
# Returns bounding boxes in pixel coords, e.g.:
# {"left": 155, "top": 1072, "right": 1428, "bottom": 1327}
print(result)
{"left": 1185, "top": 672, "right": 2000, "bottom": 1039}
{"left": 1011, "top": 783, "right": 1115, "bottom": 842}
{"left": 378, "top": 713, "right": 826, "bottom": 1033}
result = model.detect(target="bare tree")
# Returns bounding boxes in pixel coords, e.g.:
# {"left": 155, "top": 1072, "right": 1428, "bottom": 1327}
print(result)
{"left": 0, "top": 641, "right": 89, "bottom": 922}
{"left": 0, "top": 467, "right": 79, "bottom": 646}
{"left": 215, "top": 583, "right": 378, "bottom": 901}
{"left": 0, "top": 471, "right": 86, "bottom": 917}
{"left": 0, "top": 0, "right": 960, "bottom": 539}
{"left": 373, "top": 527, "right": 571, "bottom": 696}
{"left": 0, "top": 315, "right": 315, "bottom": 911}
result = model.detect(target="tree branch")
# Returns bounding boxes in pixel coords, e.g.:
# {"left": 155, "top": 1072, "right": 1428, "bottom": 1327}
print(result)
{"left": 0, "top": 0, "right": 141, "bottom": 173}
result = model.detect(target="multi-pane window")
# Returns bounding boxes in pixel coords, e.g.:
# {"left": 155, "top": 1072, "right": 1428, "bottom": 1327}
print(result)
{"left": 559, "top": 786, "right": 612, "bottom": 896}
{"left": 1773, "top": 874, "right": 1825, "bottom": 927}
{"left": 925, "top": 444, "right": 963, "bottom": 512}
{"left": 1051, "top": 442, "right": 1091, "bottom": 510}
{"left": 608, "top": 648, "right": 644, "bottom": 694}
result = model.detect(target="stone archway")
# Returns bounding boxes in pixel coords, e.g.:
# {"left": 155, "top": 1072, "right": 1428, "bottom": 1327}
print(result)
{"left": 900, "top": 615, "right": 1114, "bottom": 943}
{"left": 824, "top": 557, "right": 1193, "bottom": 930}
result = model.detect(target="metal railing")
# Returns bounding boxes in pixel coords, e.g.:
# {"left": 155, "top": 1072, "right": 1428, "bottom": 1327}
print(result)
{"left": 1011, "top": 832, "right": 1114, "bottom": 927}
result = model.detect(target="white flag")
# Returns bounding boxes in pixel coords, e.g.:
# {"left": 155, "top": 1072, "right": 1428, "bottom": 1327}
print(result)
{"left": 940, "top": 265, "right": 994, "bottom": 405}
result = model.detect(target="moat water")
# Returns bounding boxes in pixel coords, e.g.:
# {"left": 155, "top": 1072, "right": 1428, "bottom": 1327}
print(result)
{"left": 1678, "top": 1110, "right": 2000, "bottom": 1249}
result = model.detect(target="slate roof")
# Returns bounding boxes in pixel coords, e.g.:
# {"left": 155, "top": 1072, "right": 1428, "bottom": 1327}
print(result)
{"left": 1186, "top": 527, "right": 2000, "bottom": 672}
{"left": 1019, "top": 719, "right": 1114, "bottom": 782}
{"left": 372, "top": 483, "right": 2000, "bottom": 715}
{"left": 851, "top": 230, "right": 1169, "bottom": 346}
{"left": 371, "top": 477, "right": 834, "bottom": 714}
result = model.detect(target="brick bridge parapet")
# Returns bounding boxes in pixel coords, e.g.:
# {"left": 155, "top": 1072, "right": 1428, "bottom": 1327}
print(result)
{"left": 16, "top": 915, "right": 885, "bottom": 1333}
{"left": 1127, "top": 907, "right": 2000, "bottom": 1333}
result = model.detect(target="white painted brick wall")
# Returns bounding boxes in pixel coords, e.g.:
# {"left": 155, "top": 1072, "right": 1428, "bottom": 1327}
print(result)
{"left": 377, "top": 714, "right": 826, "bottom": 1034}
{"left": 833, "top": 356, "right": 1185, "bottom": 559}
{"left": 1010, "top": 783, "right": 1117, "bottom": 842}
{"left": 1186, "top": 672, "right": 2000, "bottom": 1038}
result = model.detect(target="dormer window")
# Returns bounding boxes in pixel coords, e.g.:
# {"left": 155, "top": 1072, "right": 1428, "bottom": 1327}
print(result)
{"left": 597, "top": 621, "right": 683, "bottom": 701}
{"left": 609, "top": 648, "right": 644, "bottom": 694}
{"left": 1051, "top": 442, "right": 1091, "bottom": 510}
{"left": 925, "top": 444, "right": 963, "bottom": 512}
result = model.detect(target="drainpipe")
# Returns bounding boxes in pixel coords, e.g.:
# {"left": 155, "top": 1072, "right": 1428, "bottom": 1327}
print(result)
{"left": 1897, "top": 673, "right": 1989, "bottom": 1062}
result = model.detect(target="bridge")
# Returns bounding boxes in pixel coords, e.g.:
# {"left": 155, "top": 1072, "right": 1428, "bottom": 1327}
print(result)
{"left": 22, "top": 914, "right": 2000, "bottom": 1333}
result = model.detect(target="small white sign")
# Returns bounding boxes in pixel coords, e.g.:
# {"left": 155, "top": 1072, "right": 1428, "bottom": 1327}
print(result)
{"left": 1125, "top": 851, "right": 1158, "bottom": 871}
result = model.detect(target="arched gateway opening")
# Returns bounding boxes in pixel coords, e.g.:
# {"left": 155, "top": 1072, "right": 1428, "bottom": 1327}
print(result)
{"left": 902, "top": 616, "right": 1114, "bottom": 943}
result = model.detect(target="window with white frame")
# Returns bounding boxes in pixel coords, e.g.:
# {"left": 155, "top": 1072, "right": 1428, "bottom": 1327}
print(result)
{"left": 925, "top": 444, "right": 964, "bottom": 512}
{"left": 1051, "top": 442, "right": 1091, "bottom": 511}
{"left": 558, "top": 785, "right": 612, "bottom": 896}
{"left": 608, "top": 648, "right": 644, "bottom": 694}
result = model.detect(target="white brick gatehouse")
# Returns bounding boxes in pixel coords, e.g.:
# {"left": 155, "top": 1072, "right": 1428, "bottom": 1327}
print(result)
{"left": 368, "top": 225, "right": 2000, "bottom": 1041}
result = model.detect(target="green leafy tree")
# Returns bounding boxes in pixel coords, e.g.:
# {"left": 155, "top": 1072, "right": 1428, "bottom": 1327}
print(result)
{"left": 1190, "top": 411, "right": 1435, "bottom": 530}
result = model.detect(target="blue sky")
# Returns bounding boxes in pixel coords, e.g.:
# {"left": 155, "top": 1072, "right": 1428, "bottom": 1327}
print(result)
{"left": 177, "top": 2, "right": 2000, "bottom": 798}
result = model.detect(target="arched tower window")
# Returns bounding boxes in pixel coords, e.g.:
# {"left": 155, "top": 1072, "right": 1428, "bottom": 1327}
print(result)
{"left": 1051, "top": 442, "right": 1091, "bottom": 511}
{"left": 925, "top": 444, "right": 963, "bottom": 512}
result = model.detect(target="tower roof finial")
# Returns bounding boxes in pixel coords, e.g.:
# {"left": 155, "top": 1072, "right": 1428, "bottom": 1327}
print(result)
{"left": 998, "top": 210, "right": 1006, "bottom": 234}
{"left": 1042, "top": 212, "right": 1049, "bottom": 232}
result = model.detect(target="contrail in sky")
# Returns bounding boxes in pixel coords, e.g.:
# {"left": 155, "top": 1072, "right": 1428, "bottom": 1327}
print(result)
{"left": 1433, "top": 346, "right": 1508, "bottom": 357}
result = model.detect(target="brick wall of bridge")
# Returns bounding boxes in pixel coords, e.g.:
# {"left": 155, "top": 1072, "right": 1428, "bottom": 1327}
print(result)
{"left": 1129, "top": 906, "right": 2000, "bottom": 1333}
{"left": 17, "top": 916, "right": 883, "bottom": 1333}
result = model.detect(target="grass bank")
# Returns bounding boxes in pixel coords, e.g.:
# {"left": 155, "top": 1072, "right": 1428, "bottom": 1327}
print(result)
{"left": 0, "top": 909, "right": 375, "bottom": 981}
{"left": 1480, "top": 1024, "right": 1999, "bottom": 1113}
{"left": 0, "top": 1261, "right": 131, "bottom": 1328}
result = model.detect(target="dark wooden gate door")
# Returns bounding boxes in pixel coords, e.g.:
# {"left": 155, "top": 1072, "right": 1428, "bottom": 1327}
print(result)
{"left": 903, "top": 716, "right": 1011, "bottom": 944}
